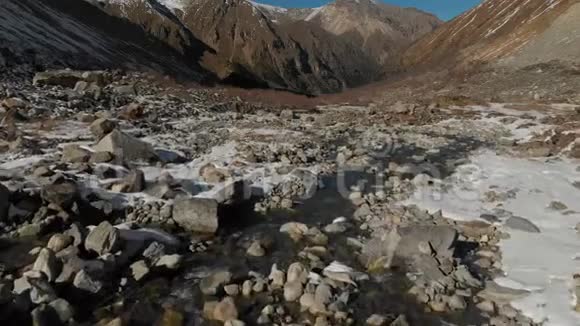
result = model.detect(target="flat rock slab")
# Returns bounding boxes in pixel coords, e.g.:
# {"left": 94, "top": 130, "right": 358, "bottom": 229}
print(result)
{"left": 173, "top": 198, "right": 219, "bottom": 234}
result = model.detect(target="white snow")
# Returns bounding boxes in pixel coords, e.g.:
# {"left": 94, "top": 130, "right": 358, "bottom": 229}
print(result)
{"left": 248, "top": 1, "right": 287, "bottom": 14}
{"left": 407, "top": 150, "right": 580, "bottom": 325}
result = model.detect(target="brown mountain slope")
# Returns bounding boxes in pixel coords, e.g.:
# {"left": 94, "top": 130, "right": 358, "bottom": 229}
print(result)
{"left": 97, "top": 0, "right": 441, "bottom": 94}
{"left": 404, "top": 0, "right": 580, "bottom": 69}
{"left": 0, "top": 0, "right": 211, "bottom": 80}
{"left": 304, "top": 0, "right": 441, "bottom": 67}
{"left": 181, "top": 0, "right": 382, "bottom": 94}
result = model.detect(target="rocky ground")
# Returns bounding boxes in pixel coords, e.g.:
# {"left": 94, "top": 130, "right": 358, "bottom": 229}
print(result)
{"left": 1, "top": 69, "right": 580, "bottom": 326}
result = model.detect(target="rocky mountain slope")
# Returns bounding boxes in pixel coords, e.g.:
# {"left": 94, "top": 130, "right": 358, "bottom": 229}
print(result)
{"left": 301, "top": 0, "right": 441, "bottom": 68}
{"left": 0, "top": 0, "right": 212, "bottom": 81}
{"left": 97, "top": 0, "right": 440, "bottom": 94}
{"left": 404, "top": 0, "right": 580, "bottom": 69}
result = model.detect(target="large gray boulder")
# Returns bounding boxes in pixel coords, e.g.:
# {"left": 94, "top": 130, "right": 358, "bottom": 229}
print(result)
{"left": 93, "top": 130, "right": 157, "bottom": 163}
{"left": 0, "top": 183, "right": 9, "bottom": 222}
{"left": 173, "top": 198, "right": 219, "bottom": 233}
{"left": 85, "top": 221, "right": 121, "bottom": 256}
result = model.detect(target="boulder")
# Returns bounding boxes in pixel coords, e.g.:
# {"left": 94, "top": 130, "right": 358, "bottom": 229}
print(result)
{"left": 200, "top": 163, "right": 230, "bottom": 183}
{"left": 118, "top": 103, "right": 144, "bottom": 120}
{"left": 212, "top": 297, "right": 238, "bottom": 322}
{"left": 154, "top": 254, "right": 182, "bottom": 270}
{"left": 89, "top": 151, "right": 114, "bottom": 163}
{"left": 33, "top": 70, "right": 84, "bottom": 87}
{"left": 0, "top": 183, "right": 9, "bottom": 222}
{"left": 85, "top": 221, "right": 121, "bottom": 256}
{"left": 49, "top": 298, "right": 75, "bottom": 323}
{"left": 112, "top": 170, "right": 145, "bottom": 193}
{"left": 29, "top": 278, "right": 57, "bottom": 304}
{"left": 41, "top": 181, "right": 78, "bottom": 209}
{"left": 130, "top": 260, "right": 150, "bottom": 281}
{"left": 93, "top": 130, "right": 157, "bottom": 163}
{"left": 505, "top": 216, "right": 541, "bottom": 233}
{"left": 90, "top": 118, "right": 117, "bottom": 141}
{"left": 61, "top": 144, "right": 90, "bottom": 163}
{"left": 32, "top": 248, "right": 61, "bottom": 282}
{"left": 200, "top": 270, "right": 232, "bottom": 295}
{"left": 395, "top": 225, "right": 458, "bottom": 259}
{"left": 173, "top": 198, "right": 219, "bottom": 234}
{"left": 73, "top": 269, "right": 103, "bottom": 294}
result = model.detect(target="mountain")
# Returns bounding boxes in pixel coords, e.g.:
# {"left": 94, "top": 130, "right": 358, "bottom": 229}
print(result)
{"left": 97, "top": 0, "right": 441, "bottom": 94}
{"left": 0, "top": 0, "right": 212, "bottom": 81}
{"left": 404, "top": 0, "right": 580, "bottom": 69}
{"left": 300, "top": 0, "right": 441, "bottom": 68}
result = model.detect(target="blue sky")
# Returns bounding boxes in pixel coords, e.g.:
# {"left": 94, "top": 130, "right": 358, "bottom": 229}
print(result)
{"left": 257, "top": 0, "right": 481, "bottom": 21}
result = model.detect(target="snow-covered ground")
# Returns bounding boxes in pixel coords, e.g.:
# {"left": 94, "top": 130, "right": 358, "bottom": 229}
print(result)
{"left": 406, "top": 104, "right": 580, "bottom": 325}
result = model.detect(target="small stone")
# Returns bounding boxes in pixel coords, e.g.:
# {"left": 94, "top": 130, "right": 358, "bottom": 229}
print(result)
{"left": 448, "top": 294, "right": 467, "bottom": 310}
{"left": 246, "top": 241, "right": 265, "bottom": 257}
{"left": 33, "top": 166, "right": 54, "bottom": 178}
{"left": 41, "top": 181, "right": 78, "bottom": 209}
{"left": 300, "top": 293, "right": 315, "bottom": 310}
{"left": 160, "top": 307, "right": 183, "bottom": 326}
{"left": 73, "top": 270, "right": 103, "bottom": 294}
{"left": 46, "top": 234, "right": 73, "bottom": 253}
{"left": 32, "top": 248, "right": 61, "bottom": 282}
{"left": 505, "top": 216, "right": 541, "bottom": 233}
{"left": 390, "top": 315, "right": 409, "bottom": 326}
{"left": 90, "top": 151, "right": 114, "bottom": 163}
{"left": 61, "top": 144, "right": 90, "bottom": 163}
{"left": 130, "top": 260, "right": 150, "bottom": 281}
{"left": 203, "top": 301, "right": 218, "bottom": 319}
{"left": 366, "top": 314, "right": 387, "bottom": 326}
{"left": 549, "top": 201, "right": 568, "bottom": 211}
{"left": 242, "top": 280, "right": 253, "bottom": 296}
{"left": 200, "top": 271, "right": 232, "bottom": 295}
{"left": 85, "top": 221, "right": 121, "bottom": 256}
{"left": 284, "top": 281, "right": 303, "bottom": 302}
{"left": 429, "top": 300, "right": 447, "bottom": 312}
{"left": 224, "top": 284, "right": 240, "bottom": 296}
{"left": 252, "top": 279, "right": 266, "bottom": 293}
{"left": 269, "top": 264, "right": 286, "bottom": 289}
{"left": 476, "top": 300, "right": 495, "bottom": 314}
{"left": 49, "top": 298, "right": 75, "bottom": 323}
{"left": 155, "top": 254, "right": 182, "bottom": 270}
{"left": 287, "top": 262, "right": 307, "bottom": 284}
{"left": 213, "top": 297, "right": 238, "bottom": 322}
{"left": 90, "top": 118, "right": 117, "bottom": 141}
{"left": 29, "top": 278, "right": 57, "bottom": 304}
{"left": 315, "top": 316, "right": 330, "bottom": 326}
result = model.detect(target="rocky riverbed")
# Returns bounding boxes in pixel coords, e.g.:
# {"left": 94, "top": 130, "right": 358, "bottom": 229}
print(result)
{"left": 1, "top": 69, "right": 580, "bottom": 326}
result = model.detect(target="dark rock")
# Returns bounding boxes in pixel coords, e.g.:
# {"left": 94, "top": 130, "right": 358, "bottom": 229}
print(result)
{"left": 0, "top": 183, "right": 9, "bottom": 222}
{"left": 33, "top": 70, "right": 83, "bottom": 87}
{"left": 505, "top": 216, "right": 541, "bottom": 233}
{"left": 41, "top": 181, "right": 78, "bottom": 209}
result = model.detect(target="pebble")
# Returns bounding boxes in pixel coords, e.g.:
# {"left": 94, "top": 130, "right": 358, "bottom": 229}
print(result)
{"left": 283, "top": 281, "right": 303, "bottom": 302}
